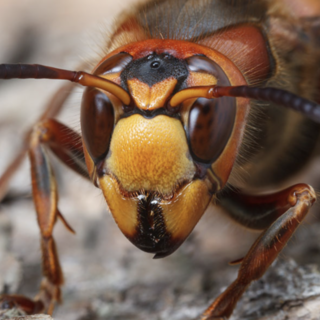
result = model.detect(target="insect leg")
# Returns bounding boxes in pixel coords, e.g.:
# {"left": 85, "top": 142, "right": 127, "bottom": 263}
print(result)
{"left": 202, "top": 184, "right": 316, "bottom": 319}
{"left": 0, "top": 119, "right": 87, "bottom": 314}
{"left": 216, "top": 184, "right": 314, "bottom": 230}
{"left": 0, "top": 82, "right": 75, "bottom": 202}
{"left": 28, "top": 122, "right": 63, "bottom": 315}
{"left": 34, "top": 119, "right": 89, "bottom": 180}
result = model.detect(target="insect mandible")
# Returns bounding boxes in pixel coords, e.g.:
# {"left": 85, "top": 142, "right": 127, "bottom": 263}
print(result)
{"left": 1, "top": 0, "right": 320, "bottom": 319}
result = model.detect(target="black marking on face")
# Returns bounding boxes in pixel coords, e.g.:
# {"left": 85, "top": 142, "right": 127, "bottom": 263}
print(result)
{"left": 120, "top": 53, "right": 189, "bottom": 90}
{"left": 120, "top": 105, "right": 182, "bottom": 120}
{"left": 133, "top": 193, "right": 172, "bottom": 256}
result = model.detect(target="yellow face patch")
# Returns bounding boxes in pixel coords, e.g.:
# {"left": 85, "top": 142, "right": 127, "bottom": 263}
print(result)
{"left": 106, "top": 114, "right": 195, "bottom": 195}
{"left": 99, "top": 174, "right": 212, "bottom": 255}
{"left": 99, "top": 175, "right": 138, "bottom": 239}
{"left": 161, "top": 179, "right": 212, "bottom": 243}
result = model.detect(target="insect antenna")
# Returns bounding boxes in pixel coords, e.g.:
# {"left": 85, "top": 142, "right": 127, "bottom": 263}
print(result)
{"left": 170, "top": 85, "right": 320, "bottom": 123}
{"left": 0, "top": 63, "right": 131, "bottom": 105}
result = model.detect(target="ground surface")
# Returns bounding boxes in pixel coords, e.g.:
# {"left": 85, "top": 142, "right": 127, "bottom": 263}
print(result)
{"left": 1, "top": 1, "right": 320, "bottom": 320}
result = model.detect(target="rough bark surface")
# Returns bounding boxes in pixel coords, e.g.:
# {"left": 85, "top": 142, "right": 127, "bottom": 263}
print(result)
{"left": 1, "top": 1, "right": 320, "bottom": 320}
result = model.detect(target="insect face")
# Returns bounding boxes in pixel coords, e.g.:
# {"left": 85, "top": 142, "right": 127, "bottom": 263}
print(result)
{"left": 80, "top": 39, "right": 248, "bottom": 257}
{"left": 3, "top": 1, "right": 320, "bottom": 318}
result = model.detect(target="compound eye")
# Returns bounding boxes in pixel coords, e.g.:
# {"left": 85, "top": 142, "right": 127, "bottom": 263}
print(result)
{"left": 81, "top": 87, "right": 114, "bottom": 163}
{"left": 94, "top": 52, "right": 132, "bottom": 75}
{"left": 188, "top": 97, "right": 235, "bottom": 164}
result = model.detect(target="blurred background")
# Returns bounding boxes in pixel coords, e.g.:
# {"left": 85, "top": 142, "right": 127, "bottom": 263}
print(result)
{"left": 1, "top": 1, "right": 320, "bottom": 320}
